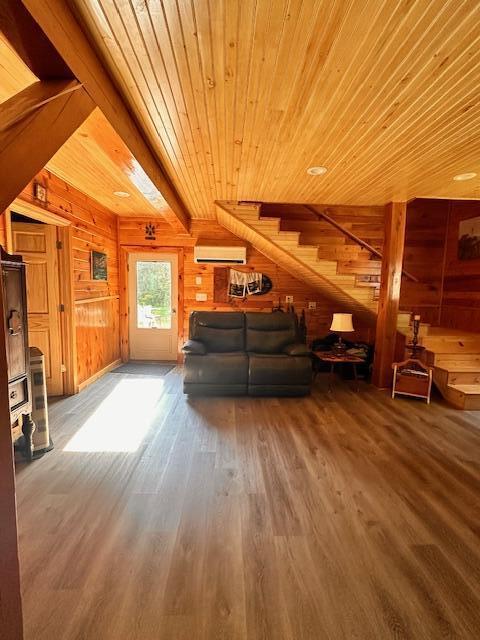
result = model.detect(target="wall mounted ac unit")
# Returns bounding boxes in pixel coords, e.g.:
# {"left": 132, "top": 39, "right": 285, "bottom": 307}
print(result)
{"left": 194, "top": 245, "right": 247, "bottom": 264}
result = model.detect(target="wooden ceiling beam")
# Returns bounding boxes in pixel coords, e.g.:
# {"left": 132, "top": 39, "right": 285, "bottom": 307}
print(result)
{"left": 0, "top": 80, "right": 95, "bottom": 213}
{"left": 0, "top": 0, "right": 73, "bottom": 79}
{"left": 21, "top": 0, "right": 190, "bottom": 234}
{"left": 0, "top": 79, "right": 83, "bottom": 132}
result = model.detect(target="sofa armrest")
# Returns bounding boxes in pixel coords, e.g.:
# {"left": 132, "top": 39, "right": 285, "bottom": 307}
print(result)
{"left": 283, "top": 342, "right": 310, "bottom": 356}
{"left": 182, "top": 339, "right": 207, "bottom": 355}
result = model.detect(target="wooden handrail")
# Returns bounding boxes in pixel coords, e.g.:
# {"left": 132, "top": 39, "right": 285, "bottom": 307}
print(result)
{"left": 303, "top": 205, "right": 418, "bottom": 283}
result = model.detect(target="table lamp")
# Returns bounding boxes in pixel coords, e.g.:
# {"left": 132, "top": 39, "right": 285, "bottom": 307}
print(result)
{"left": 330, "top": 313, "right": 354, "bottom": 355}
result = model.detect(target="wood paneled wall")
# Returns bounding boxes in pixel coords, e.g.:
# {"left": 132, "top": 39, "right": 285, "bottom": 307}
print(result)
{"left": 14, "top": 170, "right": 119, "bottom": 301}
{"left": 399, "top": 199, "right": 449, "bottom": 325}
{"left": 119, "top": 219, "right": 374, "bottom": 348}
{"left": 400, "top": 198, "right": 480, "bottom": 333}
{"left": 75, "top": 296, "right": 120, "bottom": 386}
{"left": 441, "top": 200, "right": 480, "bottom": 331}
{"left": 1, "top": 170, "right": 120, "bottom": 388}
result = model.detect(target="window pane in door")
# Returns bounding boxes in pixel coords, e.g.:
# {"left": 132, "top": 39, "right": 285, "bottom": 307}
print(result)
{"left": 136, "top": 261, "right": 172, "bottom": 329}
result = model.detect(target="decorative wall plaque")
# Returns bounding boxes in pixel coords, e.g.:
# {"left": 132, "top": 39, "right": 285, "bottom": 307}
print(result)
{"left": 33, "top": 182, "right": 47, "bottom": 203}
{"left": 145, "top": 223, "right": 156, "bottom": 240}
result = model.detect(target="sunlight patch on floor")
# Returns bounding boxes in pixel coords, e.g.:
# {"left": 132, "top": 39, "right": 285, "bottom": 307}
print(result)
{"left": 63, "top": 378, "right": 163, "bottom": 453}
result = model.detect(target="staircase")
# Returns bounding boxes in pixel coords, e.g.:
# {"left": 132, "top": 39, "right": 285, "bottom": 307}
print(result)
{"left": 216, "top": 201, "right": 381, "bottom": 324}
{"left": 216, "top": 201, "right": 480, "bottom": 410}
{"left": 387, "top": 317, "right": 480, "bottom": 409}
{"left": 419, "top": 328, "right": 480, "bottom": 409}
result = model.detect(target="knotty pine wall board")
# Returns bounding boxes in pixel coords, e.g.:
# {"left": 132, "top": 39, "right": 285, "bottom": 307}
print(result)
{"left": 1, "top": 169, "right": 120, "bottom": 387}
{"left": 119, "top": 218, "right": 374, "bottom": 345}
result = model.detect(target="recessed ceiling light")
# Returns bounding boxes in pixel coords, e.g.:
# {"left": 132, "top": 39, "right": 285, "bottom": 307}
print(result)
{"left": 307, "top": 166, "right": 328, "bottom": 176}
{"left": 453, "top": 172, "right": 477, "bottom": 181}
{"left": 113, "top": 190, "right": 131, "bottom": 197}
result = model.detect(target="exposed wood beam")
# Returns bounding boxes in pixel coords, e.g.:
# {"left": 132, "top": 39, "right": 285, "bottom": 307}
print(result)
{"left": 0, "top": 79, "right": 83, "bottom": 132}
{"left": 0, "top": 0, "right": 73, "bottom": 79}
{"left": 372, "top": 202, "right": 407, "bottom": 389}
{"left": 0, "top": 281, "right": 24, "bottom": 640}
{"left": 21, "top": 0, "right": 190, "bottom": 234}
{"left": 0, "top": 80, "right": 95, "bottom": 213}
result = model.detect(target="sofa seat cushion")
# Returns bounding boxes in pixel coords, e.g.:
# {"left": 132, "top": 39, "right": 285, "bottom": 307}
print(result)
{"left": 248, "top": 353, "right": 312, "bottom": 386}
{"left": 184, "top": 353, "right": 248, "bottom": 385}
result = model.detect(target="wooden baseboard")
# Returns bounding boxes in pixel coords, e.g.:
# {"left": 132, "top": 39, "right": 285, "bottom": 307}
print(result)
{"left": 77, "top": 358, "right": 122, "bottom": 393}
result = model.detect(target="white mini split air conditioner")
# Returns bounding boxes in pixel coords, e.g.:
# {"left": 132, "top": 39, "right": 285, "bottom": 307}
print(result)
{"left": 194, "top": 245, "right": 247, "bottom": 264}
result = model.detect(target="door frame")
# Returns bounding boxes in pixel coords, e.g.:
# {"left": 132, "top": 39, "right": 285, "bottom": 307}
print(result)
{"left": 5, "top": 200, "right": 77, "bottom": 395}
{"left": 119, "top": 246, "right": 184, "bottom": 363}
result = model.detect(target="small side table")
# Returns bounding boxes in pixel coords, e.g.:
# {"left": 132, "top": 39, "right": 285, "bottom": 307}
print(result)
{"left": 313, "top": 352, "right": 364, "bottom": 392}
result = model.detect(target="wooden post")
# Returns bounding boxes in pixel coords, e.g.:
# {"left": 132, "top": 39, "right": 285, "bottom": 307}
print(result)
{"left": 0, "top": 273, "right": 24, "bottom": 639}
{"left": 372, "top": 202, "right": 407, "bottom": 389}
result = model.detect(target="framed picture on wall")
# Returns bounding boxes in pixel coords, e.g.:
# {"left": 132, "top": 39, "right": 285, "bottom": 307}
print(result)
{"left": 458, "top": 216, "right": 480, "bottom": 260}
{"left": 91, "top": 250, "right": 108, "bottom": 280}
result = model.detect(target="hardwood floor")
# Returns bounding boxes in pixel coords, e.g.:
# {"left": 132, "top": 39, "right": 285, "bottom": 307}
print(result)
{"left": 15, "top": 369, "right": 480, "bottom": 639}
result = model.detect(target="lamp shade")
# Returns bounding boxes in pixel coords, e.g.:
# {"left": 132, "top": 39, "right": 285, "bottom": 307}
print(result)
{"left": 330, "top": 313, "right": 354, "bottom": 333}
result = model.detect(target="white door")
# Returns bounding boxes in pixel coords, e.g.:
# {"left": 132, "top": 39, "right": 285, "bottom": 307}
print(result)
{"left": 128, "top": 253, "right": 178, "bottom": 361}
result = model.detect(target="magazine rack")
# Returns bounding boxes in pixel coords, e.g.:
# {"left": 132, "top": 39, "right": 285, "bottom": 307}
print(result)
{"left": 392, "top": 358, "right": 433, "bottom": 404}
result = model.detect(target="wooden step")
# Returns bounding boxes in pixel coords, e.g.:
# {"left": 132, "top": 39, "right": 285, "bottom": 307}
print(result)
{"left": 435, "top": 366, "right": 480, "bottom": 385}
{"left": 281, "top": 219, "right": 345, "bottom": 232}
{"left": 356, "top": 275, "right": 381, "bottom": 288}
{"left": 338, "top": 260, "right": 381, "bottom": 275}
{"left": 444, "top": 384, "right": 480, "bottom": 410}
{"left": 316, "top": 246, "right": 365, "bottom": 260}
{"left": 427, "top": 351, "right": 480, "bottom": 367}
{"left": 303, "top": 234, "right": 346, "bottom": 246}
{"left": 420, "top": 335, "right": 480, "bottom": 353}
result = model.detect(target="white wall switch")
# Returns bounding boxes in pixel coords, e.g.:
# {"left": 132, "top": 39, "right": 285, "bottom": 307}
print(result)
{"left": 308, "top": 301, "right": 317, "bottom": 309}
{"left": 195, "top": 292, "right": 207, "bottom": 301}
{"left": 285, "top": 295, "right": 294, "bottom": 303}
{"left": 195, "top": 276, "right": 202, "bottom": 285}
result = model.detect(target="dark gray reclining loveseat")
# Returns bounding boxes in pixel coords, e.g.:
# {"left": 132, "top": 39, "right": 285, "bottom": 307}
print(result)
{"left": 182, "top": 311, "right": 311, "bottom": 396}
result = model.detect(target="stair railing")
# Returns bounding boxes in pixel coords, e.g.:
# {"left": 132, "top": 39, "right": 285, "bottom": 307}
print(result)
{"left": 303, "top": 205, "right": 418, "bottom": 283}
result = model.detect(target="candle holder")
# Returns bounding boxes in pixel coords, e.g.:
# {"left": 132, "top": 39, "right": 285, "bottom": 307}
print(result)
{"left": 406, "top": 314, "right": 425, "bottom": 360}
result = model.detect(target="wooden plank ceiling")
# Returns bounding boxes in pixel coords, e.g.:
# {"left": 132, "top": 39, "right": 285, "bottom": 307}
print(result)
{"left": 0, "top": 33, "right": 171, "bottom": 217}
{"left": 69, "top": 0, "right": 480, "bottom": 220}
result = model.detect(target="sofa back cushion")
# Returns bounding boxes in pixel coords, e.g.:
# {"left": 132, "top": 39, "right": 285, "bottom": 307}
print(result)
{"left": 189, "top": 311, "right": 245, "bottom": 352}
{"left": 245, "top": 312, "right": 296, "bottom": 353}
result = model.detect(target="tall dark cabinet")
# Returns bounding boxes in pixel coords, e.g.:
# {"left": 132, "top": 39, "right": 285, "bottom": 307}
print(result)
{"left": 1, "top": 247, "right": 35, "bottom": 460}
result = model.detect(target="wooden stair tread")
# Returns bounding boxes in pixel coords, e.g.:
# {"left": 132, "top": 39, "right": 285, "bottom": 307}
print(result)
{"left": 424, "top": 327, "right": 480, "bottom": 338}
{"left": 436, "top": 364, "right": 480, "bottom": 372}
{"left": 447, "top": 384, "right": 480, "bottom": 394}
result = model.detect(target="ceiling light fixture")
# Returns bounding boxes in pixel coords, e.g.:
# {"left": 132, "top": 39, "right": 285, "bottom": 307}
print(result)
{"left": 453, "top": 172, "right": 477, "bottom": 181}
{"left": 113, "top": 190, "right": 131, "bottom": 197}
{"left": 307, "top": 166, "right": 328, "bottom": 176}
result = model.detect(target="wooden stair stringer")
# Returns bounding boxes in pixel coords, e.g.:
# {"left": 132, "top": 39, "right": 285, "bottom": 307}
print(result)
{"left": 216, "top": 201, "right": 377, "bottom": 326}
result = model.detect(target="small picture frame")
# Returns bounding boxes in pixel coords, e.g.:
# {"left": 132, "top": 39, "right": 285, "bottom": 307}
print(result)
{"left": 33, "top": 182, "right": 47, "bottom": 203}
{"left": 458, "top": 216, "right": 480, "bottom": 260}
{"left": 91, "top": 251, "right": 108, "bottom": 280}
